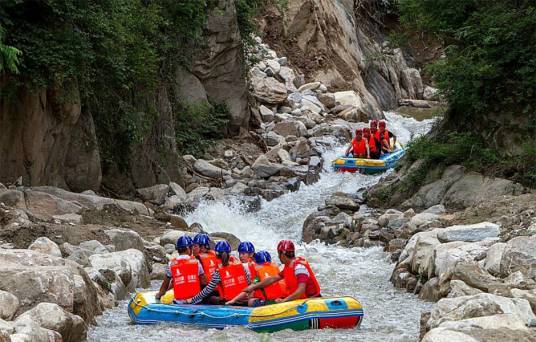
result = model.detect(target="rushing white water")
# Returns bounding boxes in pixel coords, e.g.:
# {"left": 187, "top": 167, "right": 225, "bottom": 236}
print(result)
{"left": 88, "top": 113, "right": 435, "bottom": 342}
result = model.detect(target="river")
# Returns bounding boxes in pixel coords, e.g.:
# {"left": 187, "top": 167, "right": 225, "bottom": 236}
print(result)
{"left": 88, "top": 112, "right": 435, "bottom": 342}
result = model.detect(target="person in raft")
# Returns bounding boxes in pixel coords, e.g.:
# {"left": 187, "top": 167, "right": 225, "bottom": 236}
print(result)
{"left": 155, "top": 235, "right": 207, "bottom": 302}
{"left": 226, "top": 250, "right": 289, "bottom": 307}
{"left": 192, "top": 233, "right": 220, "bottom": 284}
{"left": 238, "top": 241, "right": 257, "bottom": 282}
{"left": 377, "top": 120, "right": 397, "bottom": 153}
{"left": 345, "top": 128, "right": 370, "bottom": 159}
{"left": 233, "top": 240, "right": 321, "bottom": 304}
{"left": 184, "top": 240, "right": 251, "bottom": 305}
{"left": 364, "top": 126, "right": 381, "bottom": 159}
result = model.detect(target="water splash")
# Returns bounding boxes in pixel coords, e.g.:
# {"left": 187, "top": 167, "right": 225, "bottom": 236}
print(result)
{"left": 88, "top": 113, "right": 435, "bottom": 341}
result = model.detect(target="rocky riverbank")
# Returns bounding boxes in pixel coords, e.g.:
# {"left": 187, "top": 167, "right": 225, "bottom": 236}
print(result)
{"left": 302, "top": 166, "right": 536, "bottom": 341}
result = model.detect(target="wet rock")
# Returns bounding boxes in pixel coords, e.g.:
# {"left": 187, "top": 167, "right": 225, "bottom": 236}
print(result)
{"left": 15, "top": 302, "right": 86, "bottom": 342}
{"left": 136, "top": 184, "right": 169, "bottom": 205}
{"left": 325, "top": 193, "right": 360, "bottom": 211}
{"left": 104, "top": 229, "right": 144, "bottom": 252}
{"left": 210, "top": 232, "right": 240, "bottom": 250}
{"left": 483, "top": 243, "right": 506, "bottom": 276}
{"left": 500, "top": 235, "right": 536, "bottom": 279}
{"left": 447, "top": 280, "right": 484, "bottom": 298}
{"left": 0, "top": 291, "right": 19, "bottom": 320}
{"left": 193, "top": 160, "right": 230, "bottom": 179}
{"left": 89, "top": 249, "right": 150, "bottom": 292}
{"left": 28, "top": 237, "right": 62, "bottom": 258}
{"left": 437, "top": 222, "right": 500, "bottom": 243}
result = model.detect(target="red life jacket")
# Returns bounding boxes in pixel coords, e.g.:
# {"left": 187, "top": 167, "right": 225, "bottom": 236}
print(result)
{"left": 351, "top": 137, "right": 367, "bottom": 158}
{"left": 366, "top": 135, "right": 378, "bottom": 154}
{"left": 170, "top": 257, "right": 200, "bottom": 300}
{"left": 253, "top": 263, "right": 289, "bottom": 300}
{"left": 198, "top": 252, "right": 220, "bottom": 283}
{"left": 218, "top": 264, "right": 249, "bottom": 301}
{"left": 282, "top": 257, "right": 321, "bottom": 299}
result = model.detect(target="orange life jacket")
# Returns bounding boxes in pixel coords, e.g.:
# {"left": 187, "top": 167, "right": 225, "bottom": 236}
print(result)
{"left": 351, "top": 137, "right": 367, "bottom": 158}
{"left": 218, "top": 263, "right": 249, "bottom": 301}
{"left": 198, "top": 252, "right": 220, "bottom": 283}
{"left": 170, "top": 257, "right": 200, "bottom": 300}
{"left": 253, "top": 263, "right": 289, "bottom": 300}
{"left": 282, "top": 257, "right": 321, "bottom": 299}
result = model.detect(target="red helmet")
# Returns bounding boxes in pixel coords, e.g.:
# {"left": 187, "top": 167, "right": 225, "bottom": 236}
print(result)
{"left": 355, "top": 128, "right": 363, "bottom": 135}
{"left": 363, "top": 127, "right": 371, "bottom": 134}
{"left": 277, "top": 240, "right": 295, "bottom": 253}
{"left": 370, "top": 120, "right": 378, "bottom": 127}
{"left": 379, "top": 120, "right": 386, "bottom": 128}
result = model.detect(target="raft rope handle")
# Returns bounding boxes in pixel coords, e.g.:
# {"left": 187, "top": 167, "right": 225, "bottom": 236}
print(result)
{"left": 131, "top": 296, "right": 358, "bottom": 320}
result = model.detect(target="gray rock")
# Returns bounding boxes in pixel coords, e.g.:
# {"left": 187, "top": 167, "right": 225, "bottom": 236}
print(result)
{"left": 252, "top": 155, "right": 283, "bottom": 178}
{"left": 210, "top": 232, "right": 240, "bottom": 250}
{"left": 168, "top": 182, "right": 187, "bottom": 201}
{"left": 500, "top": 235, "right": 536, "bottom": 279}
{"left": 266, "top": 59, "right": 281, "bottom": 74}
{"left": 28, "top": 237, "right": 62, "bottom": 258}
{"left": 15, "top": 302, "right": 86, "bottom": 342}
{"left": 447, "top": 280, "right": 483, "bottom": 298}
{"left": 89, "top": 249, "right": 150, "bottom": 291}
{"left": 273, "top": 120, "right": 307, "bottom": 138}
{"left": 251, "top": 76, "right": 288, "bottom": 104}
{"left": 437, "top": 222, "right": 500, "bottom": 243}
{"left": 0, "top": 190, "right": 24, "bottom": 207}
{"left": 104, "top": 228, "right": 144, "bottom": 252}
{"left": 298, "top": 82, "right": 321, "bottom": 92}
{"left": 325, "top": 193, "right": 360, "bottom": 211}
{"left": 259, "top": 105, "right": 275, "bottom": 122}
{"left": 193, "top": 160, "right": 230, "bottom": 179}
{"left": 483, "top": 243, "right": 506, "bottom": 276}
{"left": 136, "top": 184, "right": 169, "bottom": 205}
{"left": 0, "top": 290, "right": 19, "bottom": 320}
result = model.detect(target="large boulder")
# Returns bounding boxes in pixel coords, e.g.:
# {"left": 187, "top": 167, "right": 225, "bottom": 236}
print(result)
{"left": 437, "top": 222, "right": 500, "bottom": 243}
{"left": 28, "top": 237, "right": 62, "bottom": 258}
{"left": 15, "top": 303, "right": 86, "bottom": 342}
{"left": 252, "top": 155, "right": 283, "bottom": 178}
{"left": 0, "top": 249, "right": 102, "bottom": 322}
{"left": 447, "top": 280, "right": 483, "bottom": 298}
{"left": 427, "top": 293, "right": 536, "bottom": 329}
{"left": 88, "top": 249, "right": 150, "bottom": 292}
{"left": 398, "top": 229, "right": 441, "bottom": 278}
{"left": 483, "top": 243, "right": 506, "bottom": 276}
{"left": 251, "top": 76, "right": 288, "bottom": 104}
{"left": 325, "top": 193, "right": 360, "bottom": 211}
{"left": 136, "top": 184, "right": 169, "bottom": 205}
{"left": 442, "top": 173, "right": 524, "bottom": 209}
{"left": 24, "top": 191, "right": 82, "bottom": 218}
{"left": 272, "top": 121, "right": 307, "bottom": 138}
{"left": 209, "top": 232, "right": 241, "bottom": 251}
{"left": 500, "top": 235, "right": 536, "bottom": 279}
{"left": 434, "top": 239, "right": 496, "bottom": 278}
{"left": 10, "top": 318, "right": 62, "bottom": 342}
{"left": 0, "top": 291, "right": 19, "bottom": 320}
{"left": 104, "top": 229, "right": 144, "bottom": 252}
{"left": 193, "top": 160, "right": 230, "bottom": 179}
{"left": 451, "top": 262, "right": 504, "bottom": 293}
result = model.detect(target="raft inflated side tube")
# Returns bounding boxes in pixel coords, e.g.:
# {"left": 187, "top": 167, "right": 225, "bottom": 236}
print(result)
{"left": 332, "top": 143, "right": 405, "bottom": 174}
{"left": 128, "top": 291, "right": 364, "bottom": 332}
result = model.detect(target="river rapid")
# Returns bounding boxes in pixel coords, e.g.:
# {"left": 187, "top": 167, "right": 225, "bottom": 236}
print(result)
{"left": 88, "top": 112, "right": 435, "bottom": 342}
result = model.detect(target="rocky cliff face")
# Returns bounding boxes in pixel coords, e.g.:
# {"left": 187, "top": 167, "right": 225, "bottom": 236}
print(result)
{"left": 0, "top": 0, "right": 249, "bottom": 193}
{"left": 259, "top": 0, "right": 425, "bottom": 117}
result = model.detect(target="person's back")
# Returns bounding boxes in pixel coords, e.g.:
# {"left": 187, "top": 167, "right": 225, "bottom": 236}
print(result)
{"left": 253, "top": 251, "right": 288, "bottom": 303}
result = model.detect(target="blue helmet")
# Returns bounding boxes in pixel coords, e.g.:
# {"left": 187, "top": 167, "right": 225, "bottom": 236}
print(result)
{"left": 193, "top": 233, "right": 211, "bottom": 247}
{"left": 237, "top": 241, "right": 255, "bottom": 254}
{"left": 214, "top": 240, "right": 231, "bottom": 253}
{"left": 254, "top": 250, "right": 272, "bottom": 264}
{"left": 176, "top": 235, "right": 193, "bottom": 249}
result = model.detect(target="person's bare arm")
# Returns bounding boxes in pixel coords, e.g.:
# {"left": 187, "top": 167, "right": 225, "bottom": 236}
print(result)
{"left": 156, "top": 276, "right": 171, "bottom": 300}
{"left": 243, "top": 275, "right": 282, "bottom": 293}
{"left": 277, "top": 283, "right": 306, "bottom": 303}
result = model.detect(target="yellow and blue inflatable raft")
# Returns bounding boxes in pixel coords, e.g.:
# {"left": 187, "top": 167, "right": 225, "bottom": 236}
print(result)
{"left": 332, "top": 145, "right": 405, "bottom": 174}
{"left": 128, "top": 291, "right": 364, "bottom": 332}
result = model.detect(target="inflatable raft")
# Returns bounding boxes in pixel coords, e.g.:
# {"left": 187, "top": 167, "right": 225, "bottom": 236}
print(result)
{"left": 332, "top": 145, "right": 405, "bottom": 174}
{"left": 128, "top": 291, "right": 364, "bottom": 333}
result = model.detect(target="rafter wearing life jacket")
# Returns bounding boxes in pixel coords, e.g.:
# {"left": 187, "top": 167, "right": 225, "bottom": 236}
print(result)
{"left": 253, "top": 262, "right": 289, "bottom": 301}
{"left": 170, "top": 257, "right": 201, "bottom": 300}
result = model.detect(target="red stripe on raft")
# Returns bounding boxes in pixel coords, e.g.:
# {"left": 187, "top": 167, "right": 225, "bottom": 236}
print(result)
{"left": 318, "top": 316, "right": 360, "bottom": 329}
{"left": 335, "top": 167, "right": 359, "bottom": 173}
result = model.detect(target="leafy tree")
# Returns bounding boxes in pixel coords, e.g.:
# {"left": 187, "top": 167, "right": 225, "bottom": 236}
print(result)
{"left": 0, "top": 25, "right": 21, "bottom": 74}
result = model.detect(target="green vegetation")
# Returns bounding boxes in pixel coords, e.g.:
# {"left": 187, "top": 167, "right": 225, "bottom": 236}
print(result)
{"left": 397, "top": 0, "right": 536, "bottom": 125}
{"left": 0, "top": 25, "right": 21, "bottom": 74}
{"left": 175, "top": 101, "right": 229, "bottom": 156}
{"left": 405, "top": 133, "right": 536, "bottom": 188}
